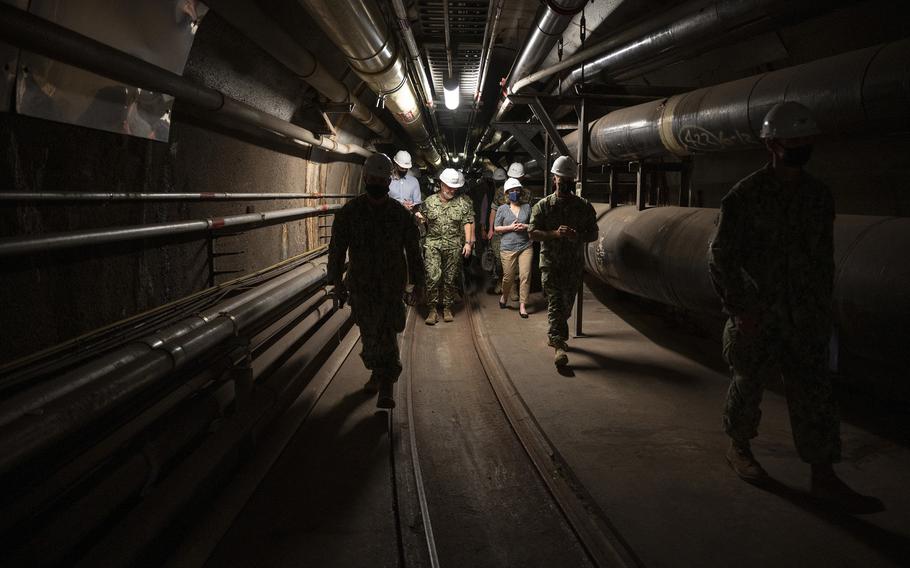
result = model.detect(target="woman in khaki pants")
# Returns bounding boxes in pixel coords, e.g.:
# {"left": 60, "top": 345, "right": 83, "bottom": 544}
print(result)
{"left": 494, "top": 178, "right": 532, "bottom": 318}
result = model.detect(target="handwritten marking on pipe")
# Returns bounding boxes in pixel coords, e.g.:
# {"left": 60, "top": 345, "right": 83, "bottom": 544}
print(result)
{"left": 677, "top": 126, "right": 757, "bottom": 152}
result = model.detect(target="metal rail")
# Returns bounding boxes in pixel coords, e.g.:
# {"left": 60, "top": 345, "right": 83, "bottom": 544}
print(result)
{"left": 0, "top": 192, "right": 356, "bottom": 202}
{"left": 0, "top": 204, "right": 341, "bottom": 257}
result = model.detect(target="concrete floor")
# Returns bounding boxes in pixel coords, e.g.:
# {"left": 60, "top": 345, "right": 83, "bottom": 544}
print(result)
{"left": 480, "top": 279, "right": 910, "bottom": 568}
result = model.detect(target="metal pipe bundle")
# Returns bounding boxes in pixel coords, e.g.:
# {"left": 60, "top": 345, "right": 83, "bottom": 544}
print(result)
{"left": 298, "top": 0, "right": 443, "bottom": 167}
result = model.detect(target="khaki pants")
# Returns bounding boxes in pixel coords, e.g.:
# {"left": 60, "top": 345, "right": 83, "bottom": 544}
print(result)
{"left": 500, "top": 247, "right": 532, "bottom": 303}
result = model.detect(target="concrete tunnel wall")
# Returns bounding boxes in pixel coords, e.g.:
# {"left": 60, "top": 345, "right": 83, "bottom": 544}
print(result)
{"left": 0, "top": 13, "right": 369, "bottom": 362}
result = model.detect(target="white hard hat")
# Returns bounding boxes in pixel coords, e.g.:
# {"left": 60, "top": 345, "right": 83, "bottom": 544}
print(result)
{"left": 393, "top": 150, "right": 413, "bottom": 169}
{"left": 760, "top": 102, "right": 821, "bottom": 139}
{"left": 550, "top": 155, "right": 577, "bottom": 179}
{"left": 492, "top": 167, "right": 507, "bottom": 181}
{"left": 363, "top": 153, "right": 393, "bottom": 179}
{"left": 456, "top": 170, "right": 466, "bottom": 187}
{"left": 439, "top": 168, "right": 464, "bottom": 188}
{"left": 504, "top": 177, "right": 522, "bottom": 191}
{"left": 507, "top": 162, "right": 525, "bottom": 178}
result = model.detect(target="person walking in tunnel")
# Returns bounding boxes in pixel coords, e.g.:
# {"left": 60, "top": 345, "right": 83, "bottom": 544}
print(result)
{"left": 487, "top": 163, "right": 532, "bottom": 297}
{"left": 529, "top": 156, "right": 598, "bottom": 367}
{"left": 328, "top": 153, "right": 424, "bottom": 410}
{"left": 708, "top": 101, "right": 881, "bottom": 512}
{"left": 420, "top": 168, "right": 475, "bottom": 325}
{"left": 495, "top": 177, "right": 533, "bottom": 318}
{"left": 389, "top": 150, "right": 422, "bottom": 211}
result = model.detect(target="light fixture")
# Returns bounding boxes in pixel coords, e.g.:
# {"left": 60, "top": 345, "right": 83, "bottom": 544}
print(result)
{"left": 443, "top": 76, "right": 460, "bottom": 110}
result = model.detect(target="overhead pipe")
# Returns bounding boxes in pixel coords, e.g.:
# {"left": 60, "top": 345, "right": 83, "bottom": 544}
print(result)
{"left": 391, "top": 0, "right": 435, "bottom": 111}
{"left": 0, "top": 258, "right": 330, "bottom": 473}
{"left": 205, "top": 0, "right": 393, "bottom": 139}
{"left": 555, "top": 0, "right": 840, "bottom": 97}
{"left": 297, "top": 0, "right": 443, "bottom": 167}
{"left": 561, "top": 38, "right": 910, "bottom": 163}
{"left": 0, "top": 204, "right": 341, "bottom": 257}
{"left": 0, "top": 192, "right": 356, "bottom": 202}
{"left": 474, "top": 0, "right": 586, "bottom": 156}
{"left": 463, "top": 0, "right": 505, "bottom": 162}
{"left": 0, "top": 4, "right": 372, "bottom": 158}
{"left": 585, "top": 205, "right": 910, "bottom": 366}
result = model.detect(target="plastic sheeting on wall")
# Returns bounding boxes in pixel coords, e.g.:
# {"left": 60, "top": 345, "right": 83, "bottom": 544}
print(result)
{"left": 14, "top": 0, "right": 208, "bottom": 142}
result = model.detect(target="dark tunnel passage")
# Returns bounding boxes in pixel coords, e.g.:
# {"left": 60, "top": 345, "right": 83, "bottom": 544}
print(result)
{"left": 1, "top": 1, "right": 909, "bottom": 566}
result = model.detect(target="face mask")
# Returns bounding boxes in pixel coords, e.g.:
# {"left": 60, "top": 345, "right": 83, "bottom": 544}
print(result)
{"left": 365, "top": 184, "right": 389, "bottom": 199}
{"left": 507, "top": 190, "right": 520, "bottom": 203}
{"left": 780, "top": 145, "right": 813, "bottom": 167}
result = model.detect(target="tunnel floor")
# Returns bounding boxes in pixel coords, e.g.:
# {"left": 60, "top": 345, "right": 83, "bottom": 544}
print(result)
{"left": 188, "top": 282, "right": 910, "bottom": 568}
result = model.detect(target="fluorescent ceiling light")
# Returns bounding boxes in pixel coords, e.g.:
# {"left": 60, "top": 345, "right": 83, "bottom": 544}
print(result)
{"left": 443, "top": 77, "right": 460, "bottom": 110}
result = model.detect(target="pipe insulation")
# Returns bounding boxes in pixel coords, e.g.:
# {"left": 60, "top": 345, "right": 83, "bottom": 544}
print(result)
{"left": 585, "top": 205, "right": 910, "bottom": 365}
{"left": 205, "top": 0, "right": 394, "bottom": 139}
{"left": 0, "top": 4, "right": 372, "bottom": 158}
{"left": 298, "top": 0, "right": 442, "bottom": 167}
{"left": 563, "top": 38, "right": 910, "bottom": 163}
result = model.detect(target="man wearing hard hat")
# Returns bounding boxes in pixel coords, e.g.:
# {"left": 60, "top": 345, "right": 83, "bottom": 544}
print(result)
{"left": 486, "top": 164, "right": 531, "bottom": 295}
{"left": 328, "top": 153, "right": 425, "bottom": 409}
{"left": 389, "top": 150, "right": 422, "bottom": 210}
{"left": 528, "top": 155, "right": 598, "bottom": 368}
{"left": 419, "top": 168, "right": 475, "bottom": 325}
{"left": 708, "top": 102, "right": 881, "bottom": 512}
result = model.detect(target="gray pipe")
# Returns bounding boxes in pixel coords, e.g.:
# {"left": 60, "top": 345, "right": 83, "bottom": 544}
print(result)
{"left": 298, "top": 0, "right": 442, "bottom": 167}
{"left": 585, "top": 206, "right": 910, "bottom": 365}
{"left": 0, "top": 192, "right": 355, "bottom": 202}
{"left": 563, "top": 38, "right": 910, "bottom": 163}
{"left": 206, "top": 0, "right": 393, "bottom": 139}
{"left": 475, "top": 0, "right": 586, "bottom": 156}
{"left": 0, "top": 204, "right": 341, "bottom": 257}
{"left": 0, "top": 258, "right": 330, "bottom": 473}
{"left": 0, "top": 4, "right": 372, "bottom": 158}
{"left": 391, "top": 0, "right": 436, "bottom": 111}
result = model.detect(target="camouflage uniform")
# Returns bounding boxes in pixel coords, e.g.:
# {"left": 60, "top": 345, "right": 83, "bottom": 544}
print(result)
{"left": 328, "top": 195, "right": 424, "bottom": 382}
{"left": 708, "top": 164, "right": 840, "bottom": 464}
{"left": 489, "top": 185, "right": 533, "bottom": 282}
{"left": 528, "top": 192, "right": 598, "bottom": 349}
{"left": 420, "top": 193, "right": 474, "bottom": 307}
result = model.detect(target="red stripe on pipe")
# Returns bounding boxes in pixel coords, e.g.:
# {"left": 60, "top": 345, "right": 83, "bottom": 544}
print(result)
{"left": 200, "top": 192, "right": 216, "bottom": 198}
{"left": 212, "top": 218, "right": 225, "bottom": 229}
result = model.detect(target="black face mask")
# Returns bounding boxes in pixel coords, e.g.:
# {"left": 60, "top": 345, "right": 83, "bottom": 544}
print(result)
{"left": 365, "top": 184, "right": 389, "bottom": 199}
{"left": 780, "top": 145, "right": 813, "bottom": 167}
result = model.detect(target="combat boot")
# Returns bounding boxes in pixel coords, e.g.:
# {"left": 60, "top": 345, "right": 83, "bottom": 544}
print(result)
{"left": 443, "top": 307, "right": 454, "bottom": 322}
{"left": 726, "top": 440, "right": 767, "bottom": 483}
{"left": 363, "top": 373, "right": 381, "bottom": 394}
{"left": 425, "top": 307, "right": 438, "bottom": 325}
{"left": 377, "top": 381, "right": 395, "bottom": 409}
{"left": 554, "top": 347, "right": 568, "bottom": 367}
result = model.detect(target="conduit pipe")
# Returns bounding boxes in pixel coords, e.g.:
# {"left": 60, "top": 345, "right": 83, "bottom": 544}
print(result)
{"left": 0, "top": 192, "right": 356, "bottom": 202}
{"left": 0, "top": 204, "right": 341, "bottom": 257}
{"left": 0, "top": 5, "right": 372, "bottom": 158}
{"left": 0, "top": 258, "right": 330, "bottom": 473}
{"left": 206, "top": 0, "right": 394, "bottom": 139}
{"left": 391, "top": 0, "right": 435, "bottom": 111}
{"left": 585, "top": 206, "right": 910, "bottom": 366}
{"left": 298, "top": 0, "right": 443, "bottom": 167}
{"left": 474, "top": 0, "right": 586, "bottom": 154}
{"left": 562, "top": 38, "right": 910, "bottom": 163}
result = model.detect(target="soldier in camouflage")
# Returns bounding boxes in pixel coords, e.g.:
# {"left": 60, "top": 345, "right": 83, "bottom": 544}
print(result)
{"left": 708, "top": 102, "right": 880, "bottom": 512}
{"left": 487, "top": 164, "right": 532, "bottom": 296}
{"left": 420, "top": 168, "right": 475, "bottom": 325}
{"left": 328, "top": 153, "right": 424, "bottom": 410}
{"left": 529, "top": 156, "right": 598, "bottom": 367}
